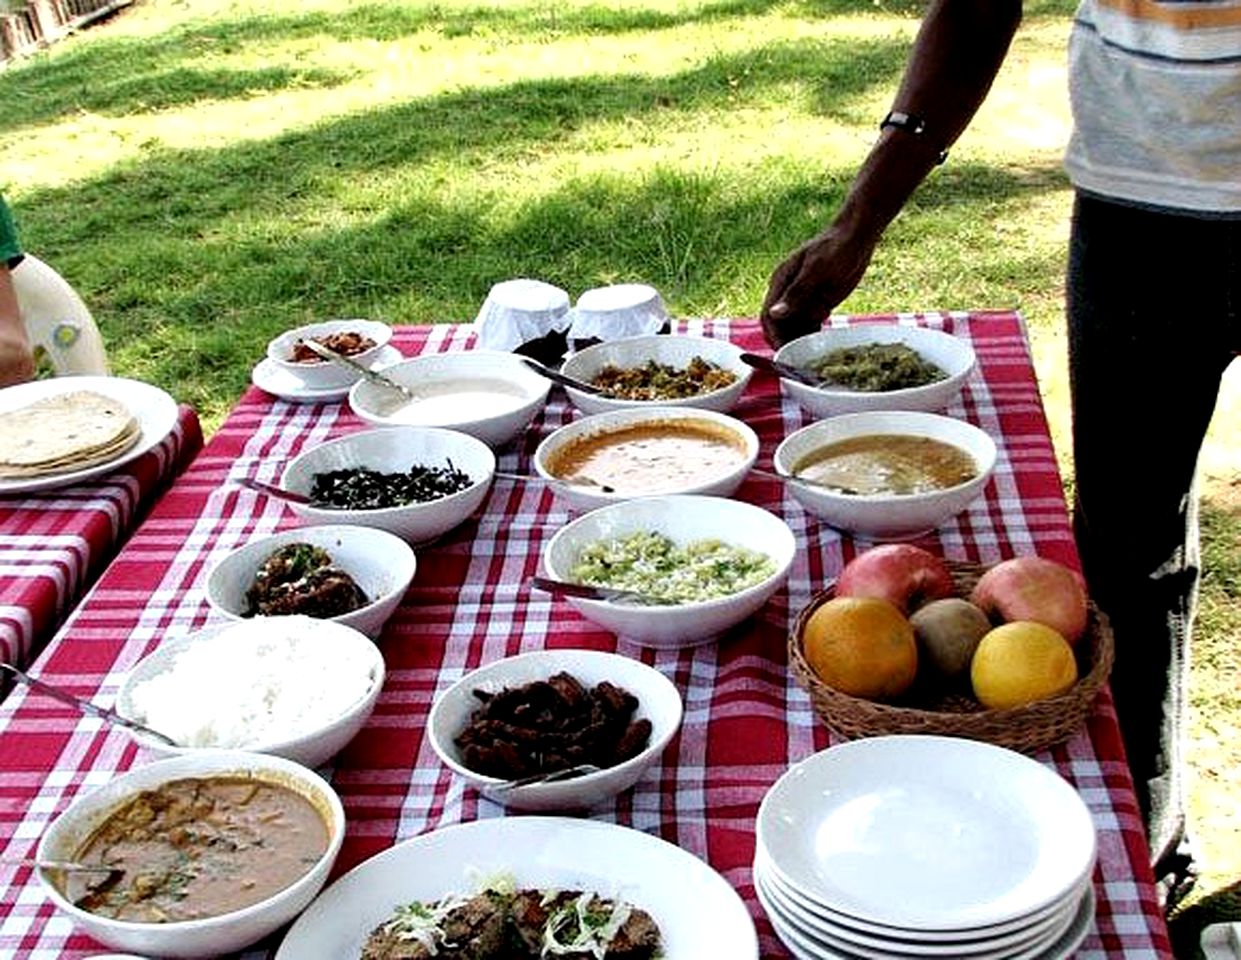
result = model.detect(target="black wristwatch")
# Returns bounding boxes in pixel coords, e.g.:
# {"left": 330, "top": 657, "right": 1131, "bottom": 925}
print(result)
{"left": 880, "top": 111, "right": 949, "bottom": 164}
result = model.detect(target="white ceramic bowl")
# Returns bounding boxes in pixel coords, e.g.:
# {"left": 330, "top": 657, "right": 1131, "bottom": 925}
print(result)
{"left": 265, "top": 319, "right": 393, "bottom": 390}
{"left": 427, "top": 648, "right": 683, "bottom": 812}
{"left": 114, "top": 616, "right": 384, "bottom": 768}
{"left": 772, "top": 324, "right": 976, "bottom": 417}
{"left": 348, "top": 349, "right": 551, "bottom": 447}
{"left": 206, "top": 524, "right": 415, "bottom": 638}
{"left": 36, "top": 751, "right": 345, "bottom": 958}
{"left": 279, "top": 427, "right": 496, "bottom": 545}
{"left": 542, "top": 495, "right": 796, "bottom": 648}
{"left": 560, "top": 334, "right": 752, "bottom": 415}
{"left": 533, "top": 406, "right": 760, "bottom": 513}
{"left": 773, "top": 410, "right": 998, "bottom": 540}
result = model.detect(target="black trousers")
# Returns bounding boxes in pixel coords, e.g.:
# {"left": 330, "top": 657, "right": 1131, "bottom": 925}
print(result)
{"left": 1067, "top": 193, "right": 1240, "bottom": 873}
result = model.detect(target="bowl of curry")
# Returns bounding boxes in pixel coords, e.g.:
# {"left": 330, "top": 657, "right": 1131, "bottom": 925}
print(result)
{"left": 533, "top": 406, "right": 759, "bottom": 512}
{"left": 772, "top": 410, "right": 997, "bottom": 540}
{"left": 36, "top": 750, "right": 345, "bottom": 958}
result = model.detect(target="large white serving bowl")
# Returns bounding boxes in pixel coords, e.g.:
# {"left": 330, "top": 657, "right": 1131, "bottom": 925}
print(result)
{"left": 348, "top": 350, "right": 551, "bottom": 447}
{"left": 265, "top": 318, "right": 393, "bottom": 390}
{"left": 206, "top": 524, "right": 416, "bottom": 638}
{"left": 559, "top": 333, "right": 752, "bottom": 415}
{"left": 773, "top": 411, "right": 997, "bottom": 541}
{"left": 279, "top": 427, "right": 496, "bottom": 544}
{"left": 542, "top": 495, "right": 796, "bottom": 647}
{"left": 36, "top": 750, "right": 345, "bottom": 959}
{"left": 533, "top": 406, "right": 759, "bottom": 513}
{"left": 427, "top": 648, "right": 683, "bottom": 812}
{"left": 115, "top": 616, "right": 384, "bottom": 768}
{"left": 772, "top": 324, "right": 976, "bottom": 417}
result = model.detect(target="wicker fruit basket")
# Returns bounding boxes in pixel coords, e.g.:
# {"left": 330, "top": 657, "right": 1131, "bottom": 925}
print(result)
{"left": 788, "top": 560, "right": 1114, "bottom": 754}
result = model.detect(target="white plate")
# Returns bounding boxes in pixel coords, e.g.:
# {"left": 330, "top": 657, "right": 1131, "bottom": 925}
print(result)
{"left": 251, "top": 344, "right": 404, "bottom": 403}
{"left": 759, "top": 880, "right": 1095, "bottom": 960}
{"left": 275, "top": 816, "right": 758, "bottom": 959}
{"left": 756, "top": 736, "right": 1096, "bottom": 931}
{"left": 754, "top": 861, "right": 1077, "bottom": 959}
{"left": 0, "top": 376, "right": 179, "bottom": 496}
{"left": 754, "top": 854, "right": 1083, "bottom": 952}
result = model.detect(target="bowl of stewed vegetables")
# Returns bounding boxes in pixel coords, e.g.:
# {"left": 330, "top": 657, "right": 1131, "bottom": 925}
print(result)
{"left": 280, "top": 426, "right": 496, "bottom": 544}
{"left": 559, "top": 333, "right": 752, "bottom": 415}
{"left": 772, "top": 323, "right": 976, "bottom": 418}
{"left": 540, "top": 494, "right": 795, "bottom": 648}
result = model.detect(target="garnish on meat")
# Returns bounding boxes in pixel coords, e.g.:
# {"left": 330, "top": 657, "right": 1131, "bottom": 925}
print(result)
{"left": 243, "top": 543, "right": 368, "bottom": 618}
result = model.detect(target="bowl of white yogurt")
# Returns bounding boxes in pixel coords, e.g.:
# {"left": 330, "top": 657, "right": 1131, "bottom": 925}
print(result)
{"left": 115, "top": 616, "right": 384, "bottom": 768}
{"left": 348, "top": 349, "right": 552, "bottom": 447}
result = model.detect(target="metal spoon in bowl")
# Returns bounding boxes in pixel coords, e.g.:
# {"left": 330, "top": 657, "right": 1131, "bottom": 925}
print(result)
{"left": 493, "top": 470, "right": 616, "bottom": 494}
{"left": 300, "top": 338, "right": 419, "bottom": 402}
{"left": 236, "top": 476, "right": 313, "bottom": 504}
{"left": 739, "top": 352, "right": 830, "bottom": 388}
{"left": 517, "top": 357, "right": 605, "bottom": 395}
{"left": 529, "top": 575, "right": 675, "bottom": 607}
{"left": 0, "top": 858, "right": 125, "bottom": 887}
{"left": 489, "top": 763, "right": 603, "bottom": 794}
{"left": 747, "top": 466, "right": 861, "bottom": 496}
{"left": 0, "top": 663, "right": 181, "bottom": 748}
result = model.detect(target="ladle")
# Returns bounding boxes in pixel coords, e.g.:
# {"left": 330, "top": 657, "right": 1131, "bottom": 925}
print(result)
{"left": 300, "top": 338, "right": 419, "bottom": 402}
{"left": 0, "top": 663, "right": 181, "bottom": 748}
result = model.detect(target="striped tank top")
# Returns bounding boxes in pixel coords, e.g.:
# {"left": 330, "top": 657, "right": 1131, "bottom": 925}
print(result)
{"left": 1065, "top": 0, "right": 1241, "bottom": 215}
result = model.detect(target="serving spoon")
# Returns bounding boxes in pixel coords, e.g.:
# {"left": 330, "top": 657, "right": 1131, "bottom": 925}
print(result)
{"left": 517, "top": 357, "right": 605, "bottom": 395}
{"left": 493, "top": 470, "right": 616, "bottom": 494}
{"left": 747, "top": 466, "right": 861, "bottom": 496}
{"left": 236, "top": 476, "right": 312, "bottom": 504}
{"left": 739, "top": 352, "right": 830, "bottom": 388}
{"left": 489, "top": 763, "right": 603, "bottom": 794}
{"left": 300, "top": 338, "right": 419, "bottom": 402}
{"left": 0, "top": 663, "right": 181, "bottom": 748}
{"left": 529, "top": 575, "right": 675, "bottom": 606}
{"left": 0, "top": 858, "right": 125, "bottom": 886}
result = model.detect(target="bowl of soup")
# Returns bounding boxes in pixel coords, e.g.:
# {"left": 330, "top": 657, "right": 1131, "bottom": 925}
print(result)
{"left": 349, "top": 349, "right": 552, "bottom": 447}
{"left": 772, "top": 411, "right": 997, "bottom": 540}
{"left": 36, "top": 750, "right": 345, "bottom": 958}
{"left": 542, "top": 494, "right": 795, "bottom": 647}
{"left": 559, "top": 334, "right": 752, "bottom": 415}
{"left": 533, "top": 407, "right": 759, "bottom": 512}
{"left": 772, "top": 324, "right": 976, "bottom": 418}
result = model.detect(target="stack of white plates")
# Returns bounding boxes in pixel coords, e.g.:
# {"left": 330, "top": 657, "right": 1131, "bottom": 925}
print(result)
{"left": 754, "top": 736, "right": 1097, "bottom": 960}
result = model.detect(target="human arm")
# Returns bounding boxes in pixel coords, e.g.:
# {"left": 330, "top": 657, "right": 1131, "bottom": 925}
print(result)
{"left": 0, "top": 264, "right": 34, "bottom": 388}
{"left": 760, "top": 0, "right": 1024, "bottom": 347}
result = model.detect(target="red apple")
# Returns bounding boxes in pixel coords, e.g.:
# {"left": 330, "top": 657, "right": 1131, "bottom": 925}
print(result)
{"left": 969, "top": 556, "right": 1089, "bottom": 644}
{"left": 835, "top": 544, "right": 955, "bottom": 614}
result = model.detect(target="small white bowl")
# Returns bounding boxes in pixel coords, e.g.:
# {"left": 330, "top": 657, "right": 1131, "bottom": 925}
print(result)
{"left": 115, "top": 617, "right": 384, "bottom": 768}
{"left": 533, "top": 406, "right": 760, "bottom": 513}
{"left": 567, "top": 282, "right": 668, "bottom": 345}
{"left": 206, "top": 524, "right": 415, "bottom": 638}
{"left": 560, "top": 334, "right": 752, "bottom": 415}
{"left": 265, "top": 319, "right": 393, "bottom": 390}
{"left": 349, "top": 350, "right": 551, "bottom": 447}
{"left": 427, "top": 648, "right": 683, "bottom": 812}
{"left": 772, "top": 324, "right": 976, "bottom": 417}
{"left": 36, "top": 751, "right": 345, "bottom": 958}
{"left": 542, "top": 495, "right": 796, "bottom": 648}
{"left": 280, "top": 427, "right": 496, "bottom": 544}
{"left": 773, "top": 410, "right": 998, "bottom": 540}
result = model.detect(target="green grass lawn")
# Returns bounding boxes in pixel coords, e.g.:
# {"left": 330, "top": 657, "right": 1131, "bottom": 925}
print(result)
{"left": 3, "top": 0, "right": 1237, "bottom": 943}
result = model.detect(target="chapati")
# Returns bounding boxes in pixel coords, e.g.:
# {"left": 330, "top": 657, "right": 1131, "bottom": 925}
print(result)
{"left": 0, "top": 390, "right": 140, "bottom": 478}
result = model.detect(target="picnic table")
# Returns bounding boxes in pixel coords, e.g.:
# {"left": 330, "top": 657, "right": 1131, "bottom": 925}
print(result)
{"left": 0, "top": 313, "right": 1173, "bottom": 958}
{"left": 0, "top": 403, "right": 202, "bottom": 675}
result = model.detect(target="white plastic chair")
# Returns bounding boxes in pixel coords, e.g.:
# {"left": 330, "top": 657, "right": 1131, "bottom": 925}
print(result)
{"left": 9, "top": 253, "right": 108, "bottom": 376}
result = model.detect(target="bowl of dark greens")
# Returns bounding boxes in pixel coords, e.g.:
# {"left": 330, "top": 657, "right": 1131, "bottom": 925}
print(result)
{"left": 280, "top": 426, "right": 496, "bottom": 545}
{"left": 206, "top": 524, "right": 416, "bottom": 638}
{"left": 772, "top": 324, "right": 976, "bottom": 418}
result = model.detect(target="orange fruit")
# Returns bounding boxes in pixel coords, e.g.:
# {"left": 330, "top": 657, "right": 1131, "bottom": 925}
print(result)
{"left": 801, "top": 596, "right": 917, "bottom": 700}
{"left": 970, "top": 621, "right": 1078, "bottom": 709}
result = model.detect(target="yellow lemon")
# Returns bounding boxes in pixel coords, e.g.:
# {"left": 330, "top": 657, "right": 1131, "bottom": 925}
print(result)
{"left": 802, "top": 596, "right": 917, "bottom": 701}
{"left": 970, "top": 621, "right": 1078, "bottom": 709}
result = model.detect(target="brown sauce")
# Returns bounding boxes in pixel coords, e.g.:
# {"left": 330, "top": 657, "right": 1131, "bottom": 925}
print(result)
{"left": 545, "top": 420, "right": 747, "bottom": 494}
{"left": 793, "top": 434, "right": 977, "bottom": 496}
{"left": 64, "top": 776, "right": 330, "bottom": 923}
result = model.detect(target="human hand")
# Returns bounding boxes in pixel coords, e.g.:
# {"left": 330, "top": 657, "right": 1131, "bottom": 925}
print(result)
{"left": 0, "top": 330, "right": 35, "bottom": 388}
{"left": 760, "top": 225, "right": 877, "bottom": 348}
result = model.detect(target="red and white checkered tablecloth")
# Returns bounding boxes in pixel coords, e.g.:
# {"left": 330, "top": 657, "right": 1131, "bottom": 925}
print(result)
{"left": 0, "top": 403, "right": 203, "bottom": 674}
{"left": 0, "top": 314, "right": 1172, "bottom": 959}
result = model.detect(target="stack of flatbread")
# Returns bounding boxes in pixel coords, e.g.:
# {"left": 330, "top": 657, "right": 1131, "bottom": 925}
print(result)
{"left": 0, "top": 390, "right": 141, "bottom": 479}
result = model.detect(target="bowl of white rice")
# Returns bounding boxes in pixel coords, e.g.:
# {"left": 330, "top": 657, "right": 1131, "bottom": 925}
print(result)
{"left": 115, "top": 616, "right": 384, "bottom": 768}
